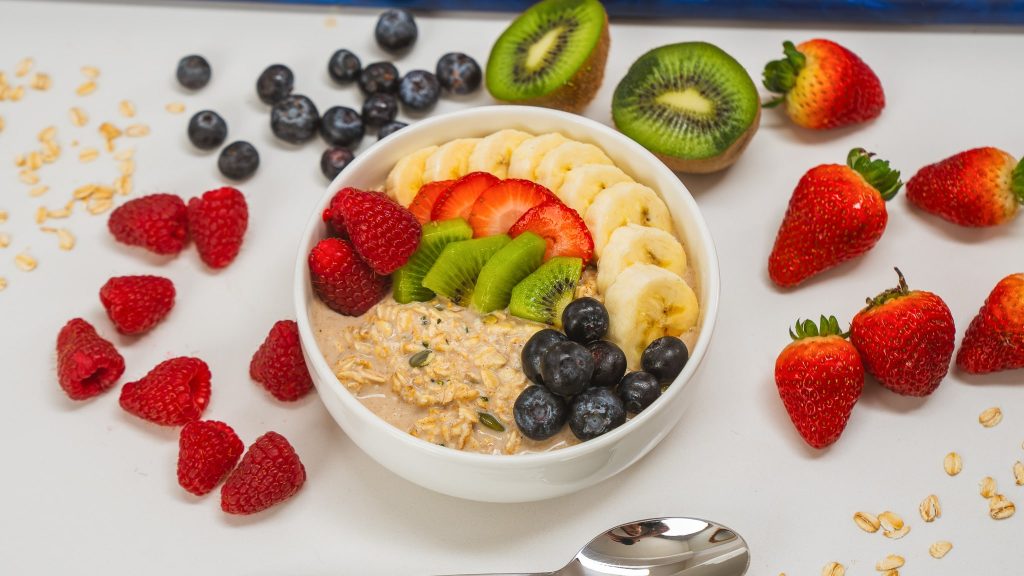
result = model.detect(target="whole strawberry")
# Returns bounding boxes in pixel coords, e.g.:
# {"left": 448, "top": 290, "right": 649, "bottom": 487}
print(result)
{"left": 221, "top": 431, "right": 305, "bottom": 515}
{"left": 769, "top": 148, "right": 902, "bottom": 288}
{"left": 108, "top": 193, "right": 189, "bottom": 255}
{"left": 851, "top": 268, "right": 955, "bottom": 396}
{"left": 775, "top": 315, "right": 864, "bottom": 449}
{"left": 177, "top": 420, "right": 244, "bottom": 496}
{"left": 308, "top": 237, "right": 390, "bottom": 316}
{"left": 56, "top": 318, "right": 125, "bottom": 400}
{"left": 906, "top": 147, "right": 1023, "bottom": 227}
{"left": 99, "top": 275, "right": 175, "bottom": 335}
{"left": 763, "top": 39, "right": 884, "bottom": 129}
{"left": 119, "top": 357, "right": 212, "bottom": 426}
{"left": 250, "top": 320, "right": 314, "bottom": 402}
{"left": 957, "top": 273, "right": 1024, "bottom": 374}
{"left": 339, "top": 187, "right": 421, "bottom": 274}
{"left": 187, "top": 186, "right": 248, "bottom": 269}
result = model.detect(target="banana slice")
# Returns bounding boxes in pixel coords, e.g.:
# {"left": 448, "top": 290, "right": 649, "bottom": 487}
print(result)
{"left": 604, "top": 264, "right": 700, "bottom": 369}
{"left": 597, "top": 224, "right": 687, "bottom": 293}
{"left": 584, "top": 182, "right": 673, "bottom": 257}
{"left": 558, "top": 164, "right": 634, "bottom": 215}
{"left": 422, "top": 138, "right": 480, "bottom": 183}
{"left": 385, "top": 145, "right": 438, "bottom": 207}
{"left": 534, "top": 141, "right": 614, "bottom": 193}
{"left": 467, "top": 129, "right": 534, "bottom": 179}
{"left": 507, "top": 132, "right": 568, "bottom": 181}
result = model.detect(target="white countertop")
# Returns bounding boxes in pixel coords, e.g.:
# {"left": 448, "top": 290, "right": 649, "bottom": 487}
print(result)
{"left": 1, "top": 1, "right": 1021, "bottom": 574}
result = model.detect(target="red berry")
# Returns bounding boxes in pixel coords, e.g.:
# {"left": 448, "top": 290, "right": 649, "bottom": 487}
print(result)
{"left": 468, "top": 179, "right": 556, "bottom": 238}
{"left": 108, "top": 193, "right": 189, "bottom": 255}
{"left": 906, "top": 147, "right": 1023, "bottom": 227}
{"left": 339, "top": 187, "right": 421, "bottom": 274}
{"left": 250, "top": 320, "right": 313, "bottom": 402}
{"left": 430, "top": 172, "right": 500, "bottom": 221}
{"left": 321, "top": 187, "right": 352, "bottom": 238}
{"left": 957, "top": 273, "right": 1024, "bottom": 374}
{"left": 408, "top": 179, "right": 454, "bottom": 224}
{"left": 119, "top": 357, "right": 212, "bottom": 426}
{"left": 308, "top": 237, "right": 390, "bottom": 316}
{"left": 187, "top": 186, "right": 248, "bottom": 269}
{"left": 221, "top": 431, "right": 305, "bottom": 515}
{"left": 99, "top": 275, "right": 175, "bottom": 335}
{"left": 56, "top": 318, "right": 125, "bottom": 401}
{"left": 508, "top": 199, "right": 594, "bottom": 264}
{"left": 177, "top": 420, "right": 244, "bottom": 496}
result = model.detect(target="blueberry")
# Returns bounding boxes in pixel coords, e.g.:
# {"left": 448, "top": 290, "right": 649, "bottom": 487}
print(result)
{"left": 641, "top": 336, "right": 690, "bottom": 384}
{"left": 319, "top": 106, "right": 364, "bottom": 147}
{"left": 375, "top": 9, "right": 417, "bottom": 53}
{"left": 256, "top": 64, "right": 294, "bottom": 105}
{"left": 569, "top": 387, "right": 626, "bottom": 441}
{"left": 522, "top": 329, "right": 566, "bottom": 386}
{"left": 562, "top": 297, "right": 608, "bottom": 343}
{"left": 377, "top": 121, "right": 408, "bottom": 140}
{"left": 328, "top": 49, "right": 361, "bottom": 84}
{"left": 513, "top": 385, "right": 568, "bottom": 441}
{"left": 270, "top": 94, "right": 320, "bottom": 144}
{"left": 587, "top": 340, "right": 627, "bottom": 388}
{"left": 321, "top": 147, "right": 355, "bottom": 181}
{"left": 218, "top": 141, "right": 259, "bottom": 180}
{"left": 616, "top": 371, "right": 661, "bottom": 414}
{"left": 358, "top": 62, "right": 399, "bottom": 95}
{"left": 361, "top": 93, "right": 398, "bottom": 128}
{"left": 540, "top": 340, "right": 594, "bottom": 398}
{"left": 436, "top": 52, "right": 482, "bottom": 95}
{"left": 176, "top": 54, "right": 211, "bottom": 90}
{"left": 398, "top": 70, "right": 440, "bottom": 111}
{"left": 187, "top": 110, "right": 227, "bottom": 150}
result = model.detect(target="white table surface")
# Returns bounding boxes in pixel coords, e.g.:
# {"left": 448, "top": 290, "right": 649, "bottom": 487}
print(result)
{"left": 1, "top": 1, "right": 1022, "bottom": 574}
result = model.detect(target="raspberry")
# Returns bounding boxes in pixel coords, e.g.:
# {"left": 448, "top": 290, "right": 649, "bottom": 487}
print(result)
{"left": 119, "top": 357, "right": 211, "bottom": 426}
{"left": 308, "top": 237, "right": 390, "bottom": 316}
{"left": 250, "top": 320, "right": 314, "bottom": 402}
{"left": 99, "top": 275, "right": 176, "bottom": 335}
{"left": 56, "top": 318, "right": 125, "bottom": 400}
{"left": 321, "top": 187, "right": 351, "bottom": 238}
{"left": 177, "top": 420, "right": 244, "bottom": 496}
{"left": 108, "top": 193, "right": 189, "bottom": 255}
{"left": 221, "top": 431, "right": 305, "bottom": 515}
{"left": 339, "top": 187, "right": 421, "bottom": 274}
{"left": 187, "top": 187, "right": 248, "bottom": 269}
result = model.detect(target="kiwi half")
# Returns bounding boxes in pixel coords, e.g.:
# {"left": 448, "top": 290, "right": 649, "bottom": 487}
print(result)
{"left": 486, "top": 0, "right": 609, "bottom": 113}
{"left": 471, "top": 232, "right": 547, "bottom": 313}
{"left": 422, "top": 234, "right": 511, "bottom": 306}
{"left": 509, "top": 256, "right": 583, "bottom": 326}
{"left": 393, "top": 218, "right": 474, "bottom": 304}
{"left": 612, "top": 42, "right": 760, "bottom": 174}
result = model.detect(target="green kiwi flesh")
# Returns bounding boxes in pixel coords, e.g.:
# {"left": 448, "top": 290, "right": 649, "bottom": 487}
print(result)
{"left": 471, "top": 232, "right": 547, "bottom": 313}
{"left": 422, "top": 234, "right": 511, "bottom": 306}
{"left": 392, "top": 218, "right": 474, "bottom": 304}
{"left": 508, "top": 256, "right": 583, "bottom": 326}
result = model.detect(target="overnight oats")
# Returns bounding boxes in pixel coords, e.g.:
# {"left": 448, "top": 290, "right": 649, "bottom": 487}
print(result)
{"left": 307, "top": 129, "right": 700, "bottom": 455}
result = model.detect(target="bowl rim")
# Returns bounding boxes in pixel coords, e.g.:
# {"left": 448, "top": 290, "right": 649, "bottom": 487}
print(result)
{"left": 293, "top": 105, "right": 720, "bottom": 467}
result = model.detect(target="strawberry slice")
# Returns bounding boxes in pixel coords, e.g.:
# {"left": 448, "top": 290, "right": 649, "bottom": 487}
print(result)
{"left": 468, "top": 179, "right": 557, "bottom": 238}
{"left": 509, "top": 200, "right": 594, "bottom": 264}
{"left": 408, "top": 179, "right": 454, "bottom": 224}
{"left": 431, "top": 172, "right": 500, "bottom": 221}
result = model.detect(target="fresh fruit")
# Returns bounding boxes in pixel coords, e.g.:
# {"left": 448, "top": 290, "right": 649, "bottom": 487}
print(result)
{"left": 775, "top": 316, "right": 864, "bottom": 449}
{"left": 56, "top": 318, "right": 124, "bottom": 401}
{"left": 557, "top": 164, "right": 633, "bottom": 215}
{"left": 250, "top": 320, "right": 314, "bottom": 402}
{"left": 176, "top": 54, "right": 210, "bottom": 89}
{"left": 562, "top": 297, "right": 608, "bottom": 343}
{"left": 568, "top": 386, "right": 625, "bottom": 440}
{"left": 361, "top": 93, "right": 399, "bottom": 128}
{"left": 328, "top": 49, "right": 361, "bottom": 84}
{"left": 108, "top": 193, "right": 189, "bottom": 256}
{"left": 762, "top": 39, "right": 884, "bottom": 130}
{"left": 522, "top": 328, "right": 567, "bottom": 385}
{"left": 393, "top": 218, "right": 474, "bottom": 304}
{"left": 850, "top": 269, "right": 955, "bottom": 396}
{"left": 605, "top": 264, "right": 699, "bottom": 368}
{"left": 613, "top": 42, "right": 760, "bottom": 173}
{"left": 617, "top": 371, "right": 660, "bottom": 413}
{"left": 119, "top": 357, "right": 212, "bottom": 426}
{"left": 509, "top": 200, "right": 594, "bottom": 263}
{"left": 436, "top": 52, "right": 483, "bottom": 95}
{"left": 320, "top": 147, "right": 355, "bottom": 181}
{"left": 508, "top": 256, "right": 583, "bottom": 326}
{"left": 486, "top": 0, "right": 609, "bottom": 113}
{"left": 375, "top": 9, "right": 418, "bottom": 53}
{"left": 535, "top": 141, "right": 613, "bottom": 192}
{"left": 255, "top": 64, "right": 294, "bottom": 105}
{"left": 468, "top": 179, "right": 555, "bottom": 238}
{"left": 407, "top": 180, "right": 454, "bottom": 224}
{"left": 906, "top": 147, "right": 1023, "bottom": 227}
{"left": 399, "top": 70, "right": 440, "bottom": 111}
{"left": 596, "top": 224, "right": 686, "bottom": 293}
{"left": 321, "top": 187, "right": 351, "bottom": 238}
{"left": 308, "top": 237, "right": 390, "bottom": 316}
{"left": 358, "top": 61, "right": 400, "bottom": 95}
{"left": 339, "top": 187, "right": 421, "bottom": 274}
{"left": 768, "top": 149, "right": 902, "bottom": 287}
{"left": 221, "top": 431, "right": 306, "bottom": 515}
{"left": 386, "top": 145, "right": 439, "bottom": 206}
{"left": 513, "top": 385, "right": 568, "bottom": 440}
{"left": 421, "top": 234, "right": 510, "bottom": 305}
{"left": 587, "top": 340, "right": 626, "bottom": 388}
{"left": 957, "top": 273, "right": 1024, "bottom": 374}
{"left": 541, "top": 340, "right": 595, "bottom": 397}
{"left": 467, "top": 129, "right": 533, "bottom": 178}
{"left": 471, "top": 232, "right": 547, "bottom": 312}
{"left": 641, "top": 336, "right": 689, "bottom": 384}
{"left": 187, "top": 110, "right": 227, "bottom": 150}
{"left": 508, "top": 132, "right": 568, "bottom": 181}
{"left": 177, "top": 420, "right": 244, "bottom": 496}
{"left": 218, "top": 141, "right": 260, "bottom": 180}
{"left": 270, "top": 95, "right": 320, "bottom": 144}
{"left": 378, "top": 121, "right": 407, "bottom": 139}
{"left": 99, "top": 275, "right": 175, "bottom": 335}
{"left": 583, "top": 182, "right": 672, "bottom": 257}
{"left": 319, "top": 106, "right": 364, "bottom": 148}
{"left": 430, "top": 171, "right": 500, "bottom": 221}
{"left": 423, "top": 138, "right": 481, "bottom": 183}
{"left": 188, "top": 186, "right": 248, "bottom": 269}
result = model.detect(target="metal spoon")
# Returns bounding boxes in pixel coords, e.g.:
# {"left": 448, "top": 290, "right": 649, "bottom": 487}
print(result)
{"left": 441, "top": 516, "right": 749, "bottom": 576}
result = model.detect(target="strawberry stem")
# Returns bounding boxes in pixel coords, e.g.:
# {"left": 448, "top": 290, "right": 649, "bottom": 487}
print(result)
{"left": 847, "top": 148, "right": 903, "bottom": 201}
{"left": 864, "top": 267, "right": 911, "bottom": 309}
{"left": 789, "top": 315, "right": 848, "bottom": 340}
{"left": 1012, "top": 156, "right": 1024, "bottom": 205}
{"left": 762, "top": 40, "right": 805, "bottom": 95}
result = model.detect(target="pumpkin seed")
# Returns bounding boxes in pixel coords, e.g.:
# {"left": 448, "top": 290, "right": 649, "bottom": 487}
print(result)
{"left": 478, "top": 412, "right": 505, "bottom": 432}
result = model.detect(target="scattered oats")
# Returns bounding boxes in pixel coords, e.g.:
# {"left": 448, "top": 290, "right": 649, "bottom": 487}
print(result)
{"left": 980, "top": 476, "right": 997, "bottom": 498}
{"left": 878, "top": 511, "right": 904, "bottom": 531}
{"left": 27, "top": 151, "right": 42, "bottom": 170}
{"left": 876, "top": 555, "right": 904, "bottom": 571}
{"left": 115, "top": 174, "right": 132, "bottom": 196}
{"left": 42, "top": 140, "right": 59, "bottom": 160}
{"left": 979, "top": 406, "right": 1002, "bottom": 427}
{"left": 124, "top": 123, "right": 150, "bottom": 137}
{"left": 118, "top": 100, "right": 136, "bottom": 118}
{"left": 41, "top": 227, "right": 76, "bottom": 250}
{"left": 0, "top": 114, "right": 4, "bottom": 132}
{"left": 47, "top": 206, "right": 72, "bottom": 219}
{"left": 8, "top": 85, "right": 25, "bottom": 101}
{"left": 0, "top": 277, "right": 6, "bottom": 291}
{"left": 929, "top": 540, "right": 952, "bottom": 559}
{"left": 15, "top": 251, "right": 37, "bottom": 271}
{"left": 113, "top": 147, "right": 134, "bottom": 161}
{"left": 15, "top": 57, "right": 33, "bottom": 77}
{"left": 944, "top": 452, "right": 962, "bottom": 476}
{"left": 87, "top": 197, "right": 113, "bottom": 215}
{"left": 883, "top": 524, "right": 910, "bottom": 539}
{"left": 14, "top": 154, "right": 25, "bottom": 167}
{"left": 165, "top": 102, "right": 185, "bottom": 114}
{"left": 821, "top": 561, "right": 844, "bottom": 576}
{"left": 29, "top": 185, "right": 48, "bottom": 197}
{"left": 880, "top": 571, "right": 898, "bottom": 576}
{"left": 989, "top": 494, "right": 1015, "bottom": 519}
{"left": 853, "top": 511, "right": 880, "bottom": 533}
{"left": 0, "top": 209, "right": 6, "bottom": 223}
{"left": 30, "top": 72, "right": 51, "bottom": 90}
{"left": 78, "top": 147, "right": 99, "bottom": 162}
{"left": 919, "top": 494, "right": 941, "bottom": 522}
{"left": 92, "top": 186, "right": 114, "bottom": 200}
{"left": 99, "top": 122, "right": 121, "bottom": 151}
{"left": 35, "top": 206, "right": 47, "bottom": 224}
{"left": 38, "top": 125, "right": 56, "bottom": 142}
{"left": 325, "top": 16, "right": 337, "bottom": 27}
{"left": 70, "top": 107, "right": 88, "bottom": 126}
{"left": 0, "top": 71, "right": 5, "bottom": 85}
{"left": 76, "top": 80, "right": 97, "bottom": 96}
{"left": 73, "top": 183, "right": 98, "bottom": 200}
{"left": 1014, "top": 461, "right": 1024, "bottom": 486}
{"left": 119, "top": 159, "right": 135, "bottom": 175}
{"left": 0, "top": 233, "right": 9, "bottom": 248}
{"left": 81, "top": 66, "right": 100, "bottom": 78}
{"left": 19, "top": 169, "right": 39, "bottom": 185}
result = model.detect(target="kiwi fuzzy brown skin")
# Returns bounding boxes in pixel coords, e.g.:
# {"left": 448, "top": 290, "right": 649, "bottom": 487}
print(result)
{"left": 655, "top": 106, "right": 761, "bottom": 174}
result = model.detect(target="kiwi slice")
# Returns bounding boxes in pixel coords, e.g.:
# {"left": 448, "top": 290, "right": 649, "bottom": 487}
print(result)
{"left": 422, "top": 234, "right": 511, "bottom": 306}
{"left": 393, "top": 219, "right": 474, "bottom": 304}
{"left": 486, "top": 0, "right": 609, "bottom": 113}
{"left": 471, "top": 232, "right": 547, "bottom": 313}
{"left": 509, "top": 256, "right": 583, "bottom": 326}
{"left": 612, "top": 42, "right": 761, "bottom": 174}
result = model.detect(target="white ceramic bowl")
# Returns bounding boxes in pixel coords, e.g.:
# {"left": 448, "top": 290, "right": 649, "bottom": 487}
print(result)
{"left": 294, "top": 106, "right": 720, "bottom": 503}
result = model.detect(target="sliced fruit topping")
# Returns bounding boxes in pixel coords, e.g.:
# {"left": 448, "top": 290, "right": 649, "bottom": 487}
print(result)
{"left": 558, "top": 164, "right": 633, "bottom": 215}
{"left": 386, "top": 145, "right": 438, "bottom": 206}
{"left": 508, "top": 132, "right": 569, "bottom": 181}
{"left": 423, "top": 138, "right": 481, "bottom": 183}
{"left": 393, "top": 218, "right": 474, "bottom": 304}
{"left": 584, "top": 182, "right": 672, "bottom": 257}
{"left": 596, "top": 223, "right": 686, "bottom": 293}
{"left": 509, "top": 256, "right": 583, "bottom": 326}
{"left": 431, "top": 171, "right": 501, "bottom": 221}
{"left": 471, "top": 231, "right": 547, "bottom": 313}
{"left": 468, "top": 179, "right": 556, "bottom": 238}
{"left": 339, "top": 187, "right": 422, "bottom": 275}
{"left": 509, "top": 200, "right": 594, "bottom": 263}
{"left": 467, "top": 129, "right": 534, "bottom": 178}
{"left": 408, "top": 179, "right": 454, "bottom": 224}
{"left": 422, "top": 234, "right": 511, "bottom": 306}
{"left": 535, "top": 141, "right": 613, "bottom": 193}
